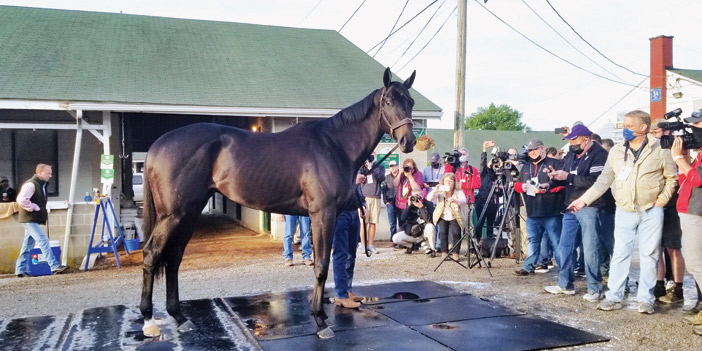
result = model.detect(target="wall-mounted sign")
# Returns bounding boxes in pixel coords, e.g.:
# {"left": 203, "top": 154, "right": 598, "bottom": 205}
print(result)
{"left": 380, "top": 128, "right": 426, "bottom": 144}
{"left": 651, "top": 88, "right": 662, "bottom": 102}
{"left": 101, "top": 154, "right": 114, "bottom": 184}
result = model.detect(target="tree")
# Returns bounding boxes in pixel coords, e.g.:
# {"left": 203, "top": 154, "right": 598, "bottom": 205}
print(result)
{"left": 464, "top": 103, "right": 531, "bottom": 131}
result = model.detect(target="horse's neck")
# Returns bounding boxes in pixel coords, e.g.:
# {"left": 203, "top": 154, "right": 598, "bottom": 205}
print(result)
{"left": 328, "top": 109, "right": 383, "bottom": 166}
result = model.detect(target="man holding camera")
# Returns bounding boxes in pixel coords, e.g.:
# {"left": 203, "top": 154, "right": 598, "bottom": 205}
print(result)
{"left": 671, "top": 110, "right": 702, "bottom": 334}
{"left": 357, "top": 152, "right": 385, "bottom": 254}
{"left": 543, "top": 125, "right": 608, "bottom": 300}
{"left": 513, "top": 138, "right": 565, "bottom": 276}
{"left": 444, "top": 148, "right": 481, "bottom": 205}
{"left": 569, "top": 110, "right": 677, "bottom": 315}
{"left": 393, "top": 190, "right": 435, "bottom": 254}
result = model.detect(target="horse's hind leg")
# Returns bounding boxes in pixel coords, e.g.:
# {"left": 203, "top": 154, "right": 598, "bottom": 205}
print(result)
{"left": 309, "top": 210, "right": 337, "bottom": 339}
{"left": 165, "top": 230, "right": 196, "bottom": 333}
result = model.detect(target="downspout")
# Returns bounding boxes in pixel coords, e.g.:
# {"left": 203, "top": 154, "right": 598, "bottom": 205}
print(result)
{"left": 62, "top": 110, "right": 83, "bottom": 265}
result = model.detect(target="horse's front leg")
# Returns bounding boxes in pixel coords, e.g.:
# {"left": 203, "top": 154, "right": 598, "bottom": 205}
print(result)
{"left": 309, "top": 209, "right": 336, "bottom": 339}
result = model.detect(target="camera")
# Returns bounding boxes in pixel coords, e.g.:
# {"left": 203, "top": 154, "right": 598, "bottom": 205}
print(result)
{"left": 403, "top": 165, "right": 412, "bottom": 173}
{"left": 444, "top": 150, "right": 462, "bottom": 169}
{"left": 659, "top": 108, "right": 702, "bottom": 149}
{"left": 409, "top": 194, "right": 423, "bottom": 203}
{"left": 359, "top": 167, "right": 371, "bottom": 176}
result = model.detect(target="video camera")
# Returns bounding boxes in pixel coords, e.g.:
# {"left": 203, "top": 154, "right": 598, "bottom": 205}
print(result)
{"left": 490, "top": 148, "right": 524, "bottom": 177}
{"left": 444, "top": 150, "right": 462, "bottom": 169}
{"left": 659, "top": 108, "right": 702, "bottom": 149}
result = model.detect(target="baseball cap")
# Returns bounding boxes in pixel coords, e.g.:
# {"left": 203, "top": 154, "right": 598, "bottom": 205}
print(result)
{"left": 563, "top": 124, "right": 593, "bottom": 140}
{"left": 388, "top": 160, "right": 397, "bottom": 166}
{"left": 430, "top": 152, "right": 440, "bottom": 163}
{"left": 525, "top": 138, "right": 545, "bottom": 150}
{"left": 684, "top": 109, "right": 702, "bottom": 123}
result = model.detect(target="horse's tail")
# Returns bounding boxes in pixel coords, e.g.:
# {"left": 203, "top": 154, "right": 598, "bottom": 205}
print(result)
{"left": 142, "top": 166, "right": 156, "bottom": 243}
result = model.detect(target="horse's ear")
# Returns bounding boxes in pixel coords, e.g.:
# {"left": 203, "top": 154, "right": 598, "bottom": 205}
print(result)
{"left": 383, "top": 67, "right": 392, "bottom": 88}
{"left": 403, "top": 70, "right": 416, "bottom": 90}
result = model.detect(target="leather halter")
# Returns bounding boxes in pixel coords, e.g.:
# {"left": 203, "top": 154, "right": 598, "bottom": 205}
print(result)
{"left": 378, "top": 87, "right": 413, "bottom": 140}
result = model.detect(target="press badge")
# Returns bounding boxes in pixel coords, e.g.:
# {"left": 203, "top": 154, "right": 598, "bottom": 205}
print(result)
{"left": 367, "top": 175, "right": 373, "bottom": 184}
{"left": 526, "top": 177, "right": 538, "bottom": 196}
{"left": 618, "top": 166, "right": 632, "bottom": 181}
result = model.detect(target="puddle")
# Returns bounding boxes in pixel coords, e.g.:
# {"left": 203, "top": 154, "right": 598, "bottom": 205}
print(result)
{"left": 431, "top": 323, "right": 458, "bottom": 330}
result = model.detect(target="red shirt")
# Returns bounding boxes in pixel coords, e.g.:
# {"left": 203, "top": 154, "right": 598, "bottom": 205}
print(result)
{"left": 677, "top": 153, "right": 702, "bottom": 214}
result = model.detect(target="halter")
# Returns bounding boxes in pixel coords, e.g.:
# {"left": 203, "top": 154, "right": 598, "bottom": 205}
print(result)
{"left": 378, "top": 87, "right": 414, "bottom": 140}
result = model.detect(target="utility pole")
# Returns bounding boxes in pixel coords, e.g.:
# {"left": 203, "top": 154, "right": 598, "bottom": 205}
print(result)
{"left": 453, "top": 0, "right": 467, "bottom": 149}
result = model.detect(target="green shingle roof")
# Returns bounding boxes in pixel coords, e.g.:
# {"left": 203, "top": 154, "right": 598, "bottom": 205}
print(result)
{"left": 0, "top": 6, "right": 441, "bottom": 114}
{"left": 668, "top": 68, "right": 702, "bottom": 84}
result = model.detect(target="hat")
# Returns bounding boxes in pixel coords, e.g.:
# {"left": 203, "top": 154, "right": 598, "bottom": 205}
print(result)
{"left": 0, "top": 176, "right": 7, "bottom": 182}
{"left": 430, "top": 152, "right": 440, "bottom": 163}
{"left": 563, "top": 124, "right": 593, "bottom": 140}
{"left": 684, "top": 109, "right": 702, "bottom": 123}
{"left": 525, "top": 138, "right": 545, "bottom": 150}
{"left": 388, "top": 160, "right": 398, "bottom": 166}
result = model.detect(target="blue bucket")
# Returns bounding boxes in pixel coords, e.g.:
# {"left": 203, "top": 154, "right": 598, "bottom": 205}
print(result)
{"left": 125, "top": 239, "right": 141, "bottom": 251}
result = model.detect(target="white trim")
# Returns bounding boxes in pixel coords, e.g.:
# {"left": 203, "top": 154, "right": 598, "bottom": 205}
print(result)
{"left": 0, "top": 99, "right": 442, "bottom": 119}
{"left": 0, "top": 122, "right": 105, "bottom": 130}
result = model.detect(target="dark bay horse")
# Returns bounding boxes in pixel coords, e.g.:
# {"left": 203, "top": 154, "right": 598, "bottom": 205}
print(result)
{"left": 139, "top": 68, "right": 417, "bottom": 339}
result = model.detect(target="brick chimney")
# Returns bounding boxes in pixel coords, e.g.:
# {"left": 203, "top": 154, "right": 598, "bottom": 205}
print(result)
{"left": 650, "top": 35, "right": 674, "bottom": 122}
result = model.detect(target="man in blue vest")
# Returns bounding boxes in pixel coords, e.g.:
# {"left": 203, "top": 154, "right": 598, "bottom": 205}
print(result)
{"left": 15, "top": 164, "right": 68, "bottom": 277}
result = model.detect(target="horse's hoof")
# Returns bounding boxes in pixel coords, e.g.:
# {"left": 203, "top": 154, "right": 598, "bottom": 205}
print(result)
{"left": 143, "top": 319, "right": 161, "bottom": 337}
{"left": 177, "top": 320, "right": 195, "bottom": 333}
{"left": 317, "top": 327, "right": 334, "bottom": 339}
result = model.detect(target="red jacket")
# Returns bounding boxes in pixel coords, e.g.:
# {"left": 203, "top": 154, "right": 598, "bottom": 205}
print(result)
{"left": 445, "top": 164, "right": 481, "bottom": 203}
{"left": 677, "top": 152, "right": 702, "bottom": 215}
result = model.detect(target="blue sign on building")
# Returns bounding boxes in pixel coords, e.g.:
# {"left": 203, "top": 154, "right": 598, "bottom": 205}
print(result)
{"left": 651, "top": 88, "right": 662, "bottom": 102}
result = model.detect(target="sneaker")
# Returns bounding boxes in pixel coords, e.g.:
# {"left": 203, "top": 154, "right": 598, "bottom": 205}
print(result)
{"left": 597, "top": 299, "right": 623, "bottom": 311}
{"left": 16, "top": 273, "right": 27, "bottom": 278}
{"left": 534, "top": 265, "right": 550, "bottom": 273}
{"left": 658, "top": 291, "right": 683, "bottom": 305}
{"left": 638, "top": 302, "right": 655, "bottom": 314}
{"left": 684, "top": 301, "right": 702, "bottom": 315}
{"left": 575, "top": 271, "right": 586, "bottom": 278}
{"left": 544, "top": 285, "right": 575, "bottom": 295}
{"left": 514, "top": 269, "right": 534, "bottom": 276}
{"left": 694, "top": 325, "right": 702, "bottom": 336}
{"left": 451, "top": 252, "right": 459, "bottom": 261}
{"left": 583, "top": 291, "right": 604, "bottom": 302}
{"left": 684, "top": 311, "right": 702, "bottom": 325}
{"left": 665, "top": 280, "right": 676, "bottom": 293}
{"left": 303, "top": 258, "right": 314, "bottom": 266}
{"left": 368, "top": 245, "right": 379, "bottom": 254}
{"left": 52, "top": 265, "right": 68, "bottom": 274}
{"left": 284, "top": 259, "right": 293, "bottom": 267}
{"left": 653, "top": 283, "right": 667, "bottom": 298}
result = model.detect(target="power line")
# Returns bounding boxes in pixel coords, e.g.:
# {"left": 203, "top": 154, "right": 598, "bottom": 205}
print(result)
{"left": 366, "top": 0, "right": 440, "bottom": 54}
{"left": 473, "top": 0, "right": 636, "bottom": 87}
{"left": 373, "top": 0, "right": 411, "bottom": 58}
{"left": 391, "top": 0, "right": 448, "bottom": 67}
{"left": 298, "top": 0, "right": 323, "bottom": 26}
{"left": 544, "top": 0, "right": 647, "bottom": 77}
{"left": 339, "top": 0, "right": 367, "bottom": 33}
{"left": 397, "top": 6, "right": 457, "bottom": 72}
{"left": 521, "top": 0, "right": 633, "bottom": 86}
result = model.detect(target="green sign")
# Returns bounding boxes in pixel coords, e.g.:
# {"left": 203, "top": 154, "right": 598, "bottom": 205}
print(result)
{"left": 380, "top": 128, "right": 426, "bottom": 144}
{"left": 101, "top": 169, "right": 114, "bottom": 184}
{"left": 377, "top": 153, "right": 399, "bottom": 170}
{"left": 100, "top": 154, "right": 114, "bottom": 169}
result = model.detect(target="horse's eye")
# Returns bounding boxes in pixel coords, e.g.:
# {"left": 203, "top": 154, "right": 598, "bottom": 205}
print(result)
{"left": 385, "top": 99, "right": 392, "bottom": 105}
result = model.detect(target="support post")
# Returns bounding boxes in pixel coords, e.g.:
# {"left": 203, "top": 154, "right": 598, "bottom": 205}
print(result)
{"left": 62, "top": 110, "right": 83, "bottom": 265}
{"left": 453, "top": 0, "right": 467, "bottom": 149}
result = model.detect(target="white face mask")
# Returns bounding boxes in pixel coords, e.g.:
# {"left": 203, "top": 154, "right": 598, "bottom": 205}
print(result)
{"left": 459, "top": 155, "right": 468, "bottom": 163}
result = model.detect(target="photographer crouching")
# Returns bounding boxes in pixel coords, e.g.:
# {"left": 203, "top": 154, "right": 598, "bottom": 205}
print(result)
{"left": 393, "top": 190, "right": 436, "bottom": 255}
{"left": 670, "top": 109, "right": 702, "bottom": 335}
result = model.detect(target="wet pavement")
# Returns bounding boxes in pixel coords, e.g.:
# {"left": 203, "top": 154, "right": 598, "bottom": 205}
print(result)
{"left": 0, "top": 281, "right": 607, "bottom": 351}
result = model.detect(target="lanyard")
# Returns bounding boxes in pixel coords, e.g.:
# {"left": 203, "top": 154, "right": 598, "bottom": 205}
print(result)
{"left": 529, "top": 162, "right": 544, "bottom": 179}
{"left": 624, "top": 138, "right": 648, "bottom": 164}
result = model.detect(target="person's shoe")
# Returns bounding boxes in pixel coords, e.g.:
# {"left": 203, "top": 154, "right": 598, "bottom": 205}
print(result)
{"left": 534, "top": 265, "right": 550, "bottom": 273}
{"left": 665, "top": 280, "right": 676, "bottom": 293}
{"left": 303, "top": 258, "right": 314, "bottom": 266}
{"left": 368, "top": 245, "right": 379, "bottom": 254}
{"left": 292, "top": 240, "right": 301, "bottom": 245}
{"left": 451, "top": 252, "right": 460, "bottom": 261}
{"left": 683, "top": 311, "right": 702, "bottom": 325}
{"left": 441, "top": 252, "right": 448, "bottom": 259}
{"left": 658, "top": 291, "right": 683, "bottom": 305}
{"left": 597, "top": 299, "right": 623, "bottom": 311}
{"left": 52, "top": 265, "right": 68, "bottom": 274}
{"left": 684, "top": 301, "right": 702, "bottom": 315}
{"left": 653, "top": 283, "right": 667, "bottom": 298}
{"left": 16, "top": 273, "right": 27, "bottom": 278}
{"left": 405, "top": 247, "right": 414, "bottom": 254}
{"left": 284, "top": 259, "right": 293, "bottom": 267}
{"left": 348, "top": 292, "right": 364, "bottom": 303}
{"left": 575, "top": 271, "right": 586, "bottom": 278}
{"left": 514, "top": 269, "right": 534, "bottom": 276}
{"left": 583, "top": 291, "right": 604, "bottom": 302}
{"left": 544, "top": 285, "right": 575, "bottom": 295}
{"left": 638, "top": 302, "right": 655, "bottom": 314}
{"left": 334, "top": 297, "right": 361, "bottom": 309}
{"left": 694, "top": 325, "right": 702, "bottom": 336}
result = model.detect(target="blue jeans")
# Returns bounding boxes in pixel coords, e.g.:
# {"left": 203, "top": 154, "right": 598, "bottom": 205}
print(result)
{"left": 282, "top": 215, "right": 312, "bottom": 260}
{"left": 523, "top": 216, "right": 562, "bottom": 272}
{"left": 538, "top": 233, "right": 553, "bottom": 265}
{"left": 597, "top": 209, "right": 615, "bottom": 276}
{"left": 556, "top": 208, "right": 601, "bottom": 292}
{"left": 333, "top": 210, "right": 360, "bottom": 299}
{"left": 15, "top": 222, "right": 60, "bottom": 274}
{"left": 605, "top": 207, "right": 663, "bottom": 305}
{"left": 386, "top": 203, "right": 399, "bottom": 239}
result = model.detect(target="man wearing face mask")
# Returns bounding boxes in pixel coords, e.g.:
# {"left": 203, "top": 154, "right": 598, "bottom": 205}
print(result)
{"left": 422, "top": 153, "right": 444, "bottom": 193}
{"left": 357, "top": 152, "right": 385, "bottom": 254}
{"left": 542, "top": 125, "right": 608, "bottom": 300}
{"left": 513, "top": 138, "right": 565, "bottom": 276}
{"left": 448, "top": 148, "right": 481, "bottom": 205}
{"left": 569, "top": 110, "right": 677, "bottom": 315}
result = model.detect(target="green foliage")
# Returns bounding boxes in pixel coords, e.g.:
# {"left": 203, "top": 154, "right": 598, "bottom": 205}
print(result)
{"left": 464, "top": 103, "right": 531, "bottom": 131}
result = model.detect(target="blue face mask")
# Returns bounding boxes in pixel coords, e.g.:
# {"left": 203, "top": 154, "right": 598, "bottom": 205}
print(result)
{"left": 622, "top": 128, "right": 637, "bottom": 142}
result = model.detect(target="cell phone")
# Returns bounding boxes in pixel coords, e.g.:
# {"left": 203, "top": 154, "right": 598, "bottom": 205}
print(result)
{"left": 560, "top": 208, "right": 575, "bottom": 214}
{"left": 439, "top": 185, "right": 450, "bottom": 192}
{"left": 554, "top": 127, "right": 567, "bottom": 134}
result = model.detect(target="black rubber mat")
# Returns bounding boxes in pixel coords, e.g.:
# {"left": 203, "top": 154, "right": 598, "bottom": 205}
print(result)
{"left": 350, "top": 280, "right": 463, "bottom": 304}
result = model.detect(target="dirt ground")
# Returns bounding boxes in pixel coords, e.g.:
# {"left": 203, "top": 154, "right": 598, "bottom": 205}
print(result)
{"left": 1, "top": 215, "right": 701, "bottom": 350}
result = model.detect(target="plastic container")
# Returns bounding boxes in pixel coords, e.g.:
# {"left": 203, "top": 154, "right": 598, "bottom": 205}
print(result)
{"left": 125, "top": 239, "right": 141, "bottom": 251}
{"left": 27, "top": 240, "right": 61, "bottom": 276}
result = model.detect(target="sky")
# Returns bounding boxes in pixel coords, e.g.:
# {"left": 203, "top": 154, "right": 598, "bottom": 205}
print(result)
{"left": 2, "top": 0, "right": 702, "bottom": 133}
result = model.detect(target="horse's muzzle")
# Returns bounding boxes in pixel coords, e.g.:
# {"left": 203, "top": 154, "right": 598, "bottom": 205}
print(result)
{"left": 398, "top": 134, "right": 416, "bottom": 153}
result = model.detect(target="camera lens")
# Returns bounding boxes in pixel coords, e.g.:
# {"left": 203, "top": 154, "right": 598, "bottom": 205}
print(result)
{"left": 403, "top": 166, "right": 411, "bottom": 173}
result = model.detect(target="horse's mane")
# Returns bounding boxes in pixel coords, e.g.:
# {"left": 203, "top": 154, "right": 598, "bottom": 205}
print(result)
{"left": 320, "top": 89, "right": 378, "bottom": 130}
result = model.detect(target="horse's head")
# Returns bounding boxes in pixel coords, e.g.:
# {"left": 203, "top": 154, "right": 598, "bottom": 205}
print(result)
{"left": 378, "top": 67, "right": 417, "bottom": 153}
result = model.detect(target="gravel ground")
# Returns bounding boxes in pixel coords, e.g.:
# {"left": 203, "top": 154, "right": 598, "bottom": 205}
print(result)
{"left": 1, "top": 216, "right": 701, "bottom": 350}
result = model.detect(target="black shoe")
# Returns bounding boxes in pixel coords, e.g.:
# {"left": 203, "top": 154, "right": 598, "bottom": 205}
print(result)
{"left": 16, "top": 273, "right": 27, "bottom": 278}
{"left": 405, "top": 247, "right": 413, "bottom": 254}
{"left": 654, "top": 283, "right": 667, "bottom": 298}
{"left": 514, "top": 269, "right": 534, "bottom": 276}
{"left": 684, "top": 301, "right": 702, "bottom": 315}
{"left": 52, "top": 265, "right": 69, "bottom": 274}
